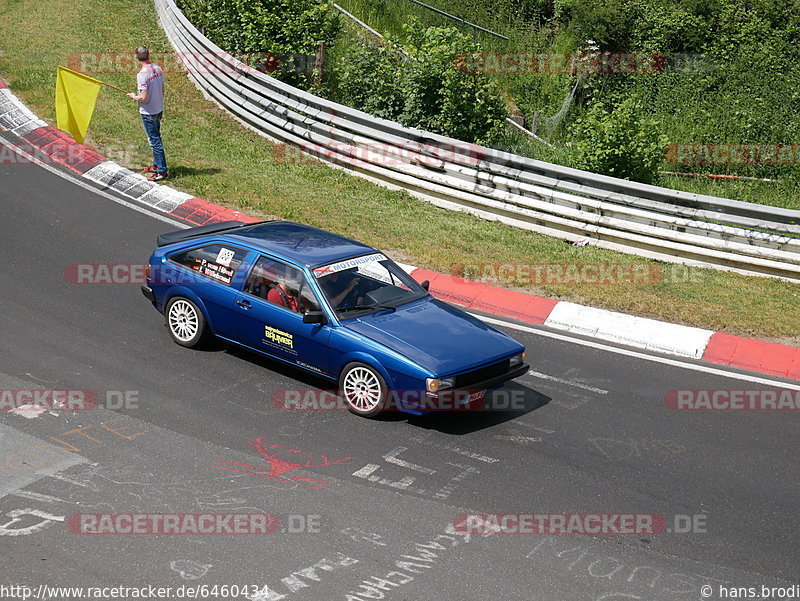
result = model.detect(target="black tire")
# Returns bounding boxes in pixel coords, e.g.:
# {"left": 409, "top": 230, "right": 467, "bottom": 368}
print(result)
{"left": 339, "top": 362, "right": 388, "bottom": 417}
{"left": 165, "top": 297, "right": 208, "bottom": 348}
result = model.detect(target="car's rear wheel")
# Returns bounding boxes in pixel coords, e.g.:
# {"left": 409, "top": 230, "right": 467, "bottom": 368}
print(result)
{"left": 165, "top": 297, "right": 207, "bottom": 348}
{"left": 339, "top": 362, "right": 388, "bottom": 417}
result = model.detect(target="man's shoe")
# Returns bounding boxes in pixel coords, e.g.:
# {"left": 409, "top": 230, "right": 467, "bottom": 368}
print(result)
{"left": 147, "top": 171, "right": 168, "bottom": 182}
{"left": 143, "top": 164, "right": 158, "bottom": 173}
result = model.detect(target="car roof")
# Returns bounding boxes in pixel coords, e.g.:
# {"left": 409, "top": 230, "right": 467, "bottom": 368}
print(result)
{"left": 223, "top": 221, "right": 377, "bottom": 268}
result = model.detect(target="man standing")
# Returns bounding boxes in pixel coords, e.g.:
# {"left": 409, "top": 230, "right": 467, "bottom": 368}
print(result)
{"left": 127, "top": 45, "right": 167, "bottom": 181}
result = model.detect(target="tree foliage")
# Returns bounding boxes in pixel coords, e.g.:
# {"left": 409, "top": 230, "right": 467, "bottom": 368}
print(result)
{"left": 178, "top": 0, "right": 340, "bottom": 85}
{"left": 336, "top": 21, "right": 508, "bottom": 145}
{"left": 569, "top": 99, "right": 667, "bottom": 182}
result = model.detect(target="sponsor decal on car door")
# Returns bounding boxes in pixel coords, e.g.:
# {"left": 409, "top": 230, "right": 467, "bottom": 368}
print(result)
{"left": 233, "top": 256, "right": 331, "bottom": 374}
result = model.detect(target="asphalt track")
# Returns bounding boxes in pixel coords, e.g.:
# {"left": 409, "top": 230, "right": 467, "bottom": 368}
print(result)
{"left": 1, "top": 135, "right": 798, "bottom": 600}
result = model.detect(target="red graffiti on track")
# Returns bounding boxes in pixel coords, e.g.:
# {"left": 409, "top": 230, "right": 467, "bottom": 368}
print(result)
{"left": 212, "top": 437, "right": 354, "bottom": 490}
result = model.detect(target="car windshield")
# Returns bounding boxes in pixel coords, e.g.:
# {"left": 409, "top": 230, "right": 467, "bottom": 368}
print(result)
{"left": 313, "top": 253, "right": 427, "bottom": 318}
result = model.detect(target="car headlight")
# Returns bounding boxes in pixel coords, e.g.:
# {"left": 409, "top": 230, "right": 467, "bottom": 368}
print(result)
{"left": 426, "top": 377, "right": 455, "bottom": 393}
{"left": 509, "top": 352, "right": 525, "bottom": 366}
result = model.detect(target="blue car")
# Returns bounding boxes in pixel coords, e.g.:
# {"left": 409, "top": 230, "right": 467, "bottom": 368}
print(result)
{"left": 141, "top": 221, "right": 529, "bottom": 416}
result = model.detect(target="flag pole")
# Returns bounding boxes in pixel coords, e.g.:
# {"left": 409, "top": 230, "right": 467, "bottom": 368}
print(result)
{"left": 58, "top": 66, "right": 128, "bottom": 94}
{"left": 97, "top": 80, "right": 128, "bottom": 94}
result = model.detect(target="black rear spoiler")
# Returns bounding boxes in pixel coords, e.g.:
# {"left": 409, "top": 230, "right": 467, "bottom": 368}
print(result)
{"left": 157, "top": 221, "right": 256, "bottom": 247}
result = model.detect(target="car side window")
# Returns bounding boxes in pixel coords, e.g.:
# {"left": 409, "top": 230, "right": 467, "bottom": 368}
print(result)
{"left": 244, "top": 257, "right": 321, "bottom": 315}
{"left": 169, "top": 244, "right": 248, "bottom": 286}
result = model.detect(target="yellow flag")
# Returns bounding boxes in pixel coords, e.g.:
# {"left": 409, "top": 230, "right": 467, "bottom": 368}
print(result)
{"left": 55, "top": 66, "right": 102, "bottom": 144}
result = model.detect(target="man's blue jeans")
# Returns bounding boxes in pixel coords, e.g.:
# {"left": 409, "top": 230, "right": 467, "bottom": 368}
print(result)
{"left": 141, "top": 112, "right": 167, "bottom": 174}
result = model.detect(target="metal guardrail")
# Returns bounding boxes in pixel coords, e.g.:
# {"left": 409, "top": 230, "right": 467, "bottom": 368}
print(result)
{"left": 155, "top": 0, "right": 800, "bottom": 281}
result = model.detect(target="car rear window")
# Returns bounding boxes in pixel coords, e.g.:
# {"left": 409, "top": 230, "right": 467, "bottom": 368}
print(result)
{"left": 169, "top": 244, "right": 248, "bottom": 286}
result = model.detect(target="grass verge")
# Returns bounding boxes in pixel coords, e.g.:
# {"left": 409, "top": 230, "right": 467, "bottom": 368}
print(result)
{"left": 0, "top": 0, "right": 797, "bottom": 343}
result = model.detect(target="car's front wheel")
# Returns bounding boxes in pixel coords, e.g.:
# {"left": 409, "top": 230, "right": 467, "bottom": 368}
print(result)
{"left": 339, "top": 362, "right": 388, "bottom": 417}
{"left": 165, "top": 297, "right": 207, "bottom": 348}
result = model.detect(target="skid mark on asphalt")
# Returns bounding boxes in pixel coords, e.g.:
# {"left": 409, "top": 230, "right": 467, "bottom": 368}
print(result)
{"left": 588, "top": 437, "right": 690, "bottom": 461}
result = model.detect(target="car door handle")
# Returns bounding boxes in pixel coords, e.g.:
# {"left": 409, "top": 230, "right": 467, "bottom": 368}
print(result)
{"left": 236, "top": 299, "right": 251, "bottom": 308}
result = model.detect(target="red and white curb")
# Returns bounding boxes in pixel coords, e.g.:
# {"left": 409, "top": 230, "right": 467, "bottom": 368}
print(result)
{"left": 400, "top": 267, "right": 800, "bottom": 380}
{"left": 0, "top": 80, "right": 257, "bottom": 227}
{"left": 1, "top": 79, "right": 798, "bottom": 382}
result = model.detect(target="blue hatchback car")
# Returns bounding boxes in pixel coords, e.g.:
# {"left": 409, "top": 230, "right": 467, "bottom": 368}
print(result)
{"left": 142, "top": 221, "right": 529, "bottom": 416}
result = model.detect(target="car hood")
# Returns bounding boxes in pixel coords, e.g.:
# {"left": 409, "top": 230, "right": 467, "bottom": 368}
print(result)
{"left": 343, "top": 298, "right": 524, "bottom": 376}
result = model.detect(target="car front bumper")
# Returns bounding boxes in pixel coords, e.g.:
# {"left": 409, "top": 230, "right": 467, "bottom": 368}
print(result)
{"left": 427, "top": 362, "right": 530, "bottom": 399}
{"left": 390, "top": 362, "right": 530, "bottom": 414}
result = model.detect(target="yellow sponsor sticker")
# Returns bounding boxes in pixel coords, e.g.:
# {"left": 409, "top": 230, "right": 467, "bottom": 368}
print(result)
{"left": 264, "top": 325, "right": 294, "bottom": 349}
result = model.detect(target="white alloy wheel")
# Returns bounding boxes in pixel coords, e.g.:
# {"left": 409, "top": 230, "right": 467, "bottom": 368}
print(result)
{"left": 165, "top": 297, "right": 207, "bottom": 348}
{"left": 339, "top": 363, "right": 387, "bottom": 417}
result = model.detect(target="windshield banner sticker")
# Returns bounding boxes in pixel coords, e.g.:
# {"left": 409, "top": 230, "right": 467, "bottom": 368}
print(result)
{"left": 314, "top": 253, "right": 387, "bottom": 278}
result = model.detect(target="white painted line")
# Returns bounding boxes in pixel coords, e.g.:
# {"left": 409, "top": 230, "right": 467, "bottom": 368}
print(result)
{"left": 47, "top": 473, "right": 90, "bottom": 488}
{"left": 523, "top": 370, "right": 609, "bottom": 395}
{"left": 383, "top": 447, "right": 436, "bottom": 474}
{"left": 0, "top": 136, "right": 187, "bottom": 229}
{"left": 9, "top": 490, "right": 68, "bottom": 504}
{"left": 8, "top": 405, "right": 47, "bottom": 419}
{"left": 509, "top": 420, "right": 556, "bottom": 434}
{"left": 436, "top": 446, "right": 498, "bottom": 464}
{"left": 474, "top": 313, "right": 800, "bottom": 391}
{"left": 493, "top": 435, "right": 542, "bottom": 445}
{"left": 352, "top": 464, "right": 380, "bottom": 478}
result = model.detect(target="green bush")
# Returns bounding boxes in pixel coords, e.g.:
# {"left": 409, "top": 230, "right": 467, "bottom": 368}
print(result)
{"left": 335, "top": 21, "right": 508, "bottom": 145}
{"left": 568, "top": 99, "right": 666, "bottom": 182}
{"left": 177, "top": 0, "right": 340, "bottom": 86}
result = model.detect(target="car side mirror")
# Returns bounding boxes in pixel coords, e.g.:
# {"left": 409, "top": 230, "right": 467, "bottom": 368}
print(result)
{"left": 420, "top": 280, "right": 430, "bottom": 292}
{"left": 303, "top": 310, "right": 328, "bottom": 325}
